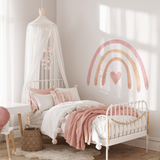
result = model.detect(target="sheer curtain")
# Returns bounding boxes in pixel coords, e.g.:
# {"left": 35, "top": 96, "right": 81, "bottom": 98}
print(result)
{"left": 0, "top": 0, "right": 15, "bottom": 141}
{"left": 0, "top": 1, "right": 14, "bottom": 103}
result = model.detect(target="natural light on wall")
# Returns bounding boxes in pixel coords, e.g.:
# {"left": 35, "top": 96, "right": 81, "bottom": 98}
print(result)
{"left": 136, "top": 11, "right": 150, "bottom": 45}
{"left": 98, "top": 4, "right": 158, "bottom": 110}
{"left": 99, "top": 5, "right": 111, "bottom": 34}
{"left": 149, "top": 52, "right": 158, "bottom": 111}
{"left": 125, "top": 10, "right": 135, "bottom": 41}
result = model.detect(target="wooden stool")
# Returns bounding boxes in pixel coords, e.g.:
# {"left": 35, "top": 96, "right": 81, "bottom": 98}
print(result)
{"left": 1, "top": 126, "right": 16, "bottom": 160}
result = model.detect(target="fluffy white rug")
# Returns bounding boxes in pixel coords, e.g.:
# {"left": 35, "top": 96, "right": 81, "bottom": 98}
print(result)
{"left": 12, "top": 144, "right": 100, "bottom": 160}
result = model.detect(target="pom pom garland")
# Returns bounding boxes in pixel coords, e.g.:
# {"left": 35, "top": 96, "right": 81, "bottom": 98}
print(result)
{"left": 101, "top": 103, "right": 105, "bottom": 106}
{"left": 60, "top": 117, "right": 66, "bottom": 123}
{"left": 52, "top": 139, "right": 57, "bottom": 144}
{"left": 76, "top": 106, "right": 81, "bottom": 111}
{"left": 57, "top": 128, "right": 62, "bottom": 133}
{"left": 92, "top": 105, "right": 97, "bottom": 108}
{"left": 96, "top": 143, "right": 102, "bottom": 150}
{"left": 68, "top": 109, "right": 72, "bottom": 114}
{"left": 85, "top": 105, "right": 90, "bottom": 109}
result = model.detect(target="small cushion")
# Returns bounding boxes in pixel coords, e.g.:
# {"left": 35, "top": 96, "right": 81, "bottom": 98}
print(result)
{"left": 50, "top": 91, "right": 60, "bottom": 105}
{"left": 0, "top": 107, "right": 10, "bottom": 132}
{"left": 29, "top": 88, "right": 54, "bottom": 113}
{"left": 32, "top": 93, "right": 54, "bottom": 112}
{"left": 62, "top": 91, "right": 73, "bottom": 102}
{"left": 54, "top": 86, "right": 80, "bottom": 101}
{"left": 55, "top": 90, "right": 65, "bottom": 103}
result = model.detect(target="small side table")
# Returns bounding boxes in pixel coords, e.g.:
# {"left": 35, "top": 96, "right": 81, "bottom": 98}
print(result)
{"left": 1, "top": 102, "right": 31, "bottom": 137}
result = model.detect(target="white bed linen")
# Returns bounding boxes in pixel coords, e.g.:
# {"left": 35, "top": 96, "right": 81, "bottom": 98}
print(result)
{"left": 41, "top": 100, "right": 102, "bottom": 141}
{"left": 30, "top": 101, "right": 147, "bottom": 150}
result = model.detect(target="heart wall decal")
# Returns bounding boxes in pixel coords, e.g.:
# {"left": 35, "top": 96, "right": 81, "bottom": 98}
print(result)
{"left": 110, "top": 72, "right": 121, "bottom": 84}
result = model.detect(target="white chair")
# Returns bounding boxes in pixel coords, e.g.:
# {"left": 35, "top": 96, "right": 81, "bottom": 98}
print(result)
{"left": 0, "top": 109, "right": 16, "bottom": 160}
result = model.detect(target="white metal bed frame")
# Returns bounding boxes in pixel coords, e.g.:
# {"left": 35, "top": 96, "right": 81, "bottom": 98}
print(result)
{"left": 26, "top": 79, "right": 149, "bottom": 160}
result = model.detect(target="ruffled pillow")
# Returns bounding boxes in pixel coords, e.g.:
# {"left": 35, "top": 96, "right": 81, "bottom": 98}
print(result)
{"left": 54, "top": 90, "right": 65, "bottom": 103}
{"left": 53, "top": 85, "right": 80, "bottom": 101}
{"left": 62, "top": 91, "right": 73, "bottom": 102}
{"left": 50, "top": 91, "right": 60, "bottom": 105}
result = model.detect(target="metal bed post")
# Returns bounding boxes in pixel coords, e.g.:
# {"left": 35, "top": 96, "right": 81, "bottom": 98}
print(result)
{"left": 106, "top": 104, "right": 112, "bottom": 160}
{"left": 143, "top": 100, "right": 149, "bottom": 153}
{"left": 106, "top": 111, "right": 109, "bottom": 160}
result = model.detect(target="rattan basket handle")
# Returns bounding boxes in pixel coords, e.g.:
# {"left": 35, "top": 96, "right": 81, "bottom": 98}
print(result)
{"left": 25, "top": 124, "right": 30, "bottom": 129}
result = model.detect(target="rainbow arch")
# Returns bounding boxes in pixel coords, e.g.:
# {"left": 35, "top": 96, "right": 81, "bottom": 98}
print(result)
{"left": 102, "top": 57, "right": 132, "bottom": 89}
{"left": 95, "top": 49, "right": 140, "bottom": 92}
{"left": 87, "top": 39, "right": 149, "bottom": 91}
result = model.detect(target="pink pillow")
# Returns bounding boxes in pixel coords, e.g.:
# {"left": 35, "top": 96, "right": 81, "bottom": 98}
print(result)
{"left": 62, "top": 91, "right": 73, "bottom": 102}
{"left": 55, "top": 90, "right": 65, "bottom": 103}
{"left": 50, "top": 91, "right": 60, "bottom": 105}
{"left": 0, "top": 107, "right": 10, "bottom": 132}
{"left": 29, "top": 87, "right": 54, "bottom": 113}
{"left": 53, "top": 85, "right": 80, "bottom": 101}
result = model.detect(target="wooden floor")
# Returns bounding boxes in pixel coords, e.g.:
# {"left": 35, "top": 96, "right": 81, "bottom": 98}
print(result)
{"left": 0, "top": 135, "right": 160, "bottom": 160}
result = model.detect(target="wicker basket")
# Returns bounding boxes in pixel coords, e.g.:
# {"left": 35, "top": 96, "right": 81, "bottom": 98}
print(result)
{"left": 21, "top": 125, "right": 43, "bottom": 152}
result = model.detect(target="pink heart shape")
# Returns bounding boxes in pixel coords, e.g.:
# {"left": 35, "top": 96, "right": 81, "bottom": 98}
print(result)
{"left": 110, "top": 72, "right": 121, "bottom": 84}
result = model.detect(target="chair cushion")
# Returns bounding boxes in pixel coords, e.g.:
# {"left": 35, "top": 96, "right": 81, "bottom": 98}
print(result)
{"left": 0, "top": 107, "right": 10, "bottom": 132}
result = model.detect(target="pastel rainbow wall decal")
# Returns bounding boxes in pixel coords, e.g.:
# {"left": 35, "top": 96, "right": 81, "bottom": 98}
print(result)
{"left": 95, "top": 49, "right": 140, "bottom": 92}
{"left": 102, "top": 57, "right": 132, "bottom": 89}
{"left": 87, "top": 39, "right": 149, "bottom": 91}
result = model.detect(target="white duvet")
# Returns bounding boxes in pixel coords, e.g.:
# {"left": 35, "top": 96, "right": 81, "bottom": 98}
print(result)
{"left": 41, "top": 100, "right": 102, "bottom": 141}
{"left": 41, "top": 100, "right": 147, "bottom": 150}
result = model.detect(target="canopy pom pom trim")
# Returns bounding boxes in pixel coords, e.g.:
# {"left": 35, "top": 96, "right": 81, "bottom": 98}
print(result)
{"left": 52, "top": 139, "right": 57, "bottom": 144}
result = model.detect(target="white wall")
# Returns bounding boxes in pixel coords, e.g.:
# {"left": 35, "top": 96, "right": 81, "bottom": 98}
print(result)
{"left": 57, "top": 0, "right": 160, "bottom": 151}
{"left": 0, "top": 0, "right": 56, "bottom": 140}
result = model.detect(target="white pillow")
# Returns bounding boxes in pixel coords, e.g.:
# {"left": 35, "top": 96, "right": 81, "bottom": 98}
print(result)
{"left": 55, "top": 87, "right": 81, "bottom": 101}
{"left": 32, "top": 93, "right": 54, "bottom": 112}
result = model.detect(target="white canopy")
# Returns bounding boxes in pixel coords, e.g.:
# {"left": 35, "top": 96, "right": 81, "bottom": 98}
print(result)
{"left": 21, "top": 14, "right": 69, "bottom": 103}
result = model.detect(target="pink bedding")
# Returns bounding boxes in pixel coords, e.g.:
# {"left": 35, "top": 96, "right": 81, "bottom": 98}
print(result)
{"left": 64, "top": 105, "right": 138, "bottom": 150}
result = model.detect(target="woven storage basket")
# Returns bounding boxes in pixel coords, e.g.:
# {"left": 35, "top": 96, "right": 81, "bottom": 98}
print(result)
{"left": 21, "top": 125, "right": 43, "bottom": 152}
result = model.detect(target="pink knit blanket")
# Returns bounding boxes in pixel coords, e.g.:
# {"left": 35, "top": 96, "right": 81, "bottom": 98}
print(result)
{"left": 0, "top": 107, "right": 10, "bottom": 132}
{"left": 64, "top": 105, "right": 138, "bottom": 150}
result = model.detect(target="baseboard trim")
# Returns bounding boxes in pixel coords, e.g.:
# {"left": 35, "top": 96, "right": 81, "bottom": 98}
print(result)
{"left": 124, "top": 136, "right": 160, "bottom": 152}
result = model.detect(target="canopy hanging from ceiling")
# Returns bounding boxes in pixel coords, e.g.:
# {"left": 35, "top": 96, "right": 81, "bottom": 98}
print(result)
{"left": 21, "top": 9, "right": 69, "bottom": 103}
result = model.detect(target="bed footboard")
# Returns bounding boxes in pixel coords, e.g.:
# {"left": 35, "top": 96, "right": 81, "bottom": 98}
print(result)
{"left": 96, "top": 100, "right": 149, "bottom": 160}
